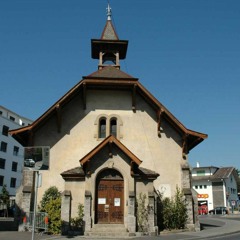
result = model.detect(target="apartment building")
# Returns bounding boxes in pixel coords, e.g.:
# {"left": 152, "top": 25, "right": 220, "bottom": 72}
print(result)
{"left": 0, "top": 105, "right": 32, "bottom": 201}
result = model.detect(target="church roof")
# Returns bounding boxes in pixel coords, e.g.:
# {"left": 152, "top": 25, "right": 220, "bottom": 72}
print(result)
{"left": 101, "top": 4, "right": 118, "bottom": 40}
{"left": 101, "top": 20, "right": 119, "bottom": 40}
{"left": 9, "top": 4, "right": 207, "bottom": 153}
{"left": 9, "top": 66, "right": 207, "bottom": 151}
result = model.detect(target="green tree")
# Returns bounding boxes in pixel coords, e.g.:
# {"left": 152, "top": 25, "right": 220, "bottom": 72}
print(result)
{"left": 172, "top": 187, "right": 188, "bottom": 229}
{"left": 39, "top": 186, "right": 60, "bottom": 211}
{"left": 0, "top": 184, "right": 10, "bottom": 217}
{"left": 39, "top": 186, "right": 61, "bottom": 234}
{"left": 44, "top": 197, "right": 61, "bottom": 234}
{"left": 158, "top": 186, "right": 188, "bottom": 230}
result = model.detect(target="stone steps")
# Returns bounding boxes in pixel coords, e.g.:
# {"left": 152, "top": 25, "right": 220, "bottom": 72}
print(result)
{"left": 85, "top": 224, "right": 133, "bottom": 237}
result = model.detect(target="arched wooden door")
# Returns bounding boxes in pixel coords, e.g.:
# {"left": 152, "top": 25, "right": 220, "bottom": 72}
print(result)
{"left": 96, "top": 169, "right": 124, "bottom": 224}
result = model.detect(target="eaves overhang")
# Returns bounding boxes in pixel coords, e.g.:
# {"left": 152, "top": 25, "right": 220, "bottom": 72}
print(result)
{"left": 131, "top": 167, "right": 159, "bottom": 180}
{"left": 9, "top": 67, "right": 207, "bottom": 151}
{"left": 61, "top": 166, "right": 85, "bottom": 181}
{"left": 91, "top": 39, "right": 128, "bottom": 59}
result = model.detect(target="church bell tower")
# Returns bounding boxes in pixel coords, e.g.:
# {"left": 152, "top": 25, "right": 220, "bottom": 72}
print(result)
{"left": 91, "top": 4, "right": 128, "bottom": 69}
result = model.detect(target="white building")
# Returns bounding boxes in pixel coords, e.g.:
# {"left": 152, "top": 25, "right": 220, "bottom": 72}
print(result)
{"left": 0, "top": 105, "right": 32, "bottom": 201}
{"left": 192, "top": 165, "right": 239, "bottom": 213}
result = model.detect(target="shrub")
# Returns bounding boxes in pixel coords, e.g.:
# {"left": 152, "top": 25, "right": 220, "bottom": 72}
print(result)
{"left": 70, "top": 203, "right": 84, "bottom": 230}
{"left": 39, "top": 186, "right": 61, "bottom": 234}
{"left": 158, "top": 186, "right": 188, "bottom": 230}
{"left": 44, "top": 197, "right": 61, "bottom": 234}
{"left": 39, "top": 186, "right": 61, "bottom": 211}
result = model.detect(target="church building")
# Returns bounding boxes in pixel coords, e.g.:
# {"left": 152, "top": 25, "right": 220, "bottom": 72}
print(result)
{"left": 10, "top": 4, "right": 207, "bottom": 236}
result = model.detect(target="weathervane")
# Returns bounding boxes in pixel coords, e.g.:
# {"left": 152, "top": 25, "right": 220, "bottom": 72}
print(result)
{"left": 107, "top": 3, "right": 112, "bottom": 21}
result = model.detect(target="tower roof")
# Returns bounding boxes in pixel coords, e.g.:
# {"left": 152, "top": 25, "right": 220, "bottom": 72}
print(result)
{"left": 101, "top": 20, "right": 119, "bottom": 40}
{"left": 91, "top": 4, "right": 128, "bottom": 67}
{"left": 101, "top": 4, "right": 119, "bottom": 40}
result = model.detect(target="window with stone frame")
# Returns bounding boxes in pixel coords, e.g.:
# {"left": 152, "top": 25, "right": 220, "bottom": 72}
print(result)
{"left": 110, "top": 118, "right": 117, "bottom": 137}
{"left": 96, "top": 114, "right": 122, "bottom": 139}
{"left": 99, "top": 118, "right": 107, "bottom": 138}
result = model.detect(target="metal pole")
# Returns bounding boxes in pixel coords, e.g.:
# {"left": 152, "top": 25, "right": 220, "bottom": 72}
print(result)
{"left": 31, "top": 171, "right": 39, "bottom": 240}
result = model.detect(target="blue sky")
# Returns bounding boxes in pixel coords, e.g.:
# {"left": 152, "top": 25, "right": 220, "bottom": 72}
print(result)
{"left": 1, "top": 0, "right": 240, "bottom": 169}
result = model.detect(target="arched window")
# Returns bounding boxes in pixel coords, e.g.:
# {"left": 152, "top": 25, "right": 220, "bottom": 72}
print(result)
{"left": 95, "top": 114, "right": 122, "bottom": 140}
{"left": 110, "top": 118, "right": 117, "bottom": 137}
{"left": 99, "top": 118, "right": 106, "bottom": 138}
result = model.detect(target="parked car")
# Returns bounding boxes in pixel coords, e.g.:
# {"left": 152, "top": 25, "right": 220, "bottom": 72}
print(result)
{"left": 209, "top": 207, "right": 228, "bottom": 215}
{"left": 24, "top": 159, "right": 35, "bottom": 167}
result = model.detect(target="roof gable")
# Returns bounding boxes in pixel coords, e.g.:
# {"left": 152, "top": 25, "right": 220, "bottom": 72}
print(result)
{"left": 79, "top": 135, "right": 142, "bottom": 166}
{"left": 61, "top": 135, "right": 159, "bottom": 181}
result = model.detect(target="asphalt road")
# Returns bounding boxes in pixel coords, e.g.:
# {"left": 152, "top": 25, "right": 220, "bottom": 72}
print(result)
{"left": 0, "top": 215, "right": 239, "bottom": 240}
{"left": 196, "top": 232, "right": 240, "bottom": 240}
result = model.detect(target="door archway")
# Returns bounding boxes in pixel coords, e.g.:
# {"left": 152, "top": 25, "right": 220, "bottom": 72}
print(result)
{"left": 95, "top": 168, "right": 124, "bottom": 224}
